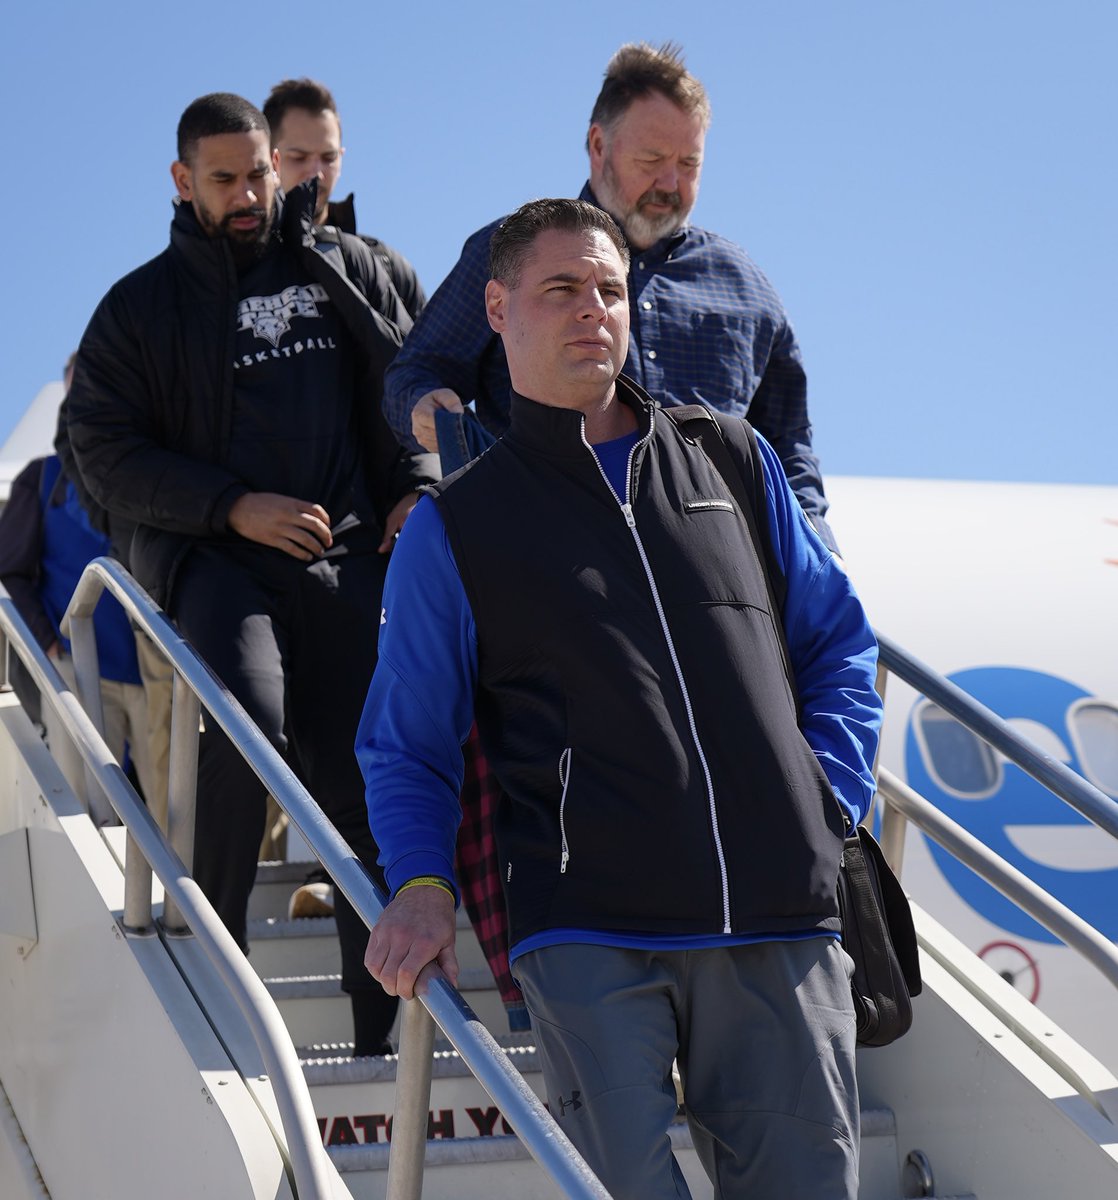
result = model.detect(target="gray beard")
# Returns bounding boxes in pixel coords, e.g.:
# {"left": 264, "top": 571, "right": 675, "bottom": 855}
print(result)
{"left": 597, "top": 162, "right": 691, "bottom": 250}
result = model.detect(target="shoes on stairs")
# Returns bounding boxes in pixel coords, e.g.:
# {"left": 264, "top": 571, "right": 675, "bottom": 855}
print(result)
{"left": 288, "top": 880, "right": 335, "bottom": 919}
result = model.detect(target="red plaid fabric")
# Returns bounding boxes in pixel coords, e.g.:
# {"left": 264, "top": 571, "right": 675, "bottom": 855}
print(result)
{"left": 455, "top": 723, "right": 524, "bottom": 1010}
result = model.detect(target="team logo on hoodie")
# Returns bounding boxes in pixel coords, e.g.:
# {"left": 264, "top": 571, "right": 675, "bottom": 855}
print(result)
{"left": 237, "top": 284, "right": 330, "bottom": 348}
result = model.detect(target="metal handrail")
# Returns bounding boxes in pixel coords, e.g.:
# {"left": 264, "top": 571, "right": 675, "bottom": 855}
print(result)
{"left": 872, "top": 629, "right": 1118, "bottom": 1100}
{"left": 0, "top": 593, "right": 335, "bottom": 1199}
{"left": 876, "top": 767, "right": 1118, "bottom": 992}
{"left": 22, "top": 558, "right": 609, "bottom": 1200}
{"left": 875, "top": 765, "right": 1118, "bottom": 1125}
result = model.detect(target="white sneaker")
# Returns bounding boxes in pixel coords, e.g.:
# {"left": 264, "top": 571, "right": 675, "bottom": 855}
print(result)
{"left": 288, "top": 881, "right": 335, "bottom": 919}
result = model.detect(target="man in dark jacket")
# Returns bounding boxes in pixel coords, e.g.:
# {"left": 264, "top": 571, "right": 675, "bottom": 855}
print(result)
{"left": 359, "top": 199, "right": 881, "bottom": 1198}
{"left": 65, "top": 92, "right": 437, "bottom": 1057}
{"left": 264, "top": 77, "right": 425, "bottom": 322}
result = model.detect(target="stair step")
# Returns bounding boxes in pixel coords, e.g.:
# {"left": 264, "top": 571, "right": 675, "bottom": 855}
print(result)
{"left": 328, "top": 1122, "right": 708, "bottom": 1199}
{"left": 301, "top": 1041, "right": 902, "bottom": 1180}
{"left": 245, "top": 866, "right": 919, "bottom": 1200}
{"left": 247, "top": 909, "right": 492, "bottom": 979}
{"left": 266, "top": 969, "right": 510, "bottom": 1046}
{"left": 318, "top": 1111, "right": 912, "bottom": 1200}
{"left": 251, "top": 859, "right": 487, "bottom": 936}
{"left": 309, "top": 1044, "right": 546, "bottom": 1149}
{"left": 248, "top": 916, "right": 341, "bottom": 977}
{"left": 248, "top": 859, "right": 320, "bottom": 921}
{"left": 299, "top": 1030, "right": 536, "bottom": 1070}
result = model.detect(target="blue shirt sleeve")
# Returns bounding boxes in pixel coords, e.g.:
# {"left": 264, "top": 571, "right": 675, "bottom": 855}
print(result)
{"left": 355, "top": 495, "right": 478, "bottom": 896}
{"left": 755, "top": 432, "right": 882, "bottom": 829}
{"left": 382, "top": 221, "right": 505, "bottom": 452}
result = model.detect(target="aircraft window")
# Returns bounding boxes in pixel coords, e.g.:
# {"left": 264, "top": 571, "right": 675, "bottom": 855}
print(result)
{"left": 913, "top": 701, "right": 1000, "bottom": 797}
{"left": 1067, "top": 700, "right": 1118, "bottom": 797}
{"left": 1005, "top": 718, "right": 1070, "bottom": 763}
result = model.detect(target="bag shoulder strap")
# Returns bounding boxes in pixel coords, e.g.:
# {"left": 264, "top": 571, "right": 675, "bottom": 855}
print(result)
{"left": 38, "top": 455, "right": 65, "bottom": 509}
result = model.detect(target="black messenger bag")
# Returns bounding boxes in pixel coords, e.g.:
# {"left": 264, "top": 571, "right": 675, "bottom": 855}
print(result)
{"left": 836, "top": 825, "right": 923, "bottom": 1045}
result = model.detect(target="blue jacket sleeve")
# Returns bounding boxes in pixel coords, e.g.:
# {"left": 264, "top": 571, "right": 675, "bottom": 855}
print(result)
{"left": 355, "top": 495, "right": 478, "bottom": 896}
{"left": 756, "top": 433, "right": 882, "bottom": 829}
{"left": 382, "top": 220, "right": 505, "bottom": 452}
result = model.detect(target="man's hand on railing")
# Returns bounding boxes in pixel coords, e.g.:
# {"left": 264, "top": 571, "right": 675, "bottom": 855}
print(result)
{"left": 364, "top": 883, "right": 459, "bottom": 1000}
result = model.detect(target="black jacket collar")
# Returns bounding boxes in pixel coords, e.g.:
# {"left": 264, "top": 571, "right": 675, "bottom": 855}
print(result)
{"left": 505, "top": 374, "right": 656, "bottom": 461}
{"left": 167, "top": 177, "right": 322, "bottom": 274}
{"left": 326, "top": 192, "right": 359, "bottom": 234}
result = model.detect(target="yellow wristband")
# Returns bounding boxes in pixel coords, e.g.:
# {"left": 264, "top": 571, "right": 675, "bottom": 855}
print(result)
{"left": 397, "top": 875, "right": 454, "bottom": 898}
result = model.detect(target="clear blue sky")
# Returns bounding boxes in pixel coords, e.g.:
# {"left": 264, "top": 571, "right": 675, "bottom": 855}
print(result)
{"left": 2, "top": 0, "right": 1114, "bottom": 484}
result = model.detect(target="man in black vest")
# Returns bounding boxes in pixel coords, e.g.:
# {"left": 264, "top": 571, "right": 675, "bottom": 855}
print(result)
{"left": 66, "top": 92, "right": 437, "bottom": 1057}
{"left": 357, "top": 198, "right": 881, "bottom": 1198}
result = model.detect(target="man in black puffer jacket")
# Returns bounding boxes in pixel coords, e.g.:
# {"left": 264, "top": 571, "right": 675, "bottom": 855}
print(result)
{"left": 65, "top": 92, "right": 437, "bottom": 1057}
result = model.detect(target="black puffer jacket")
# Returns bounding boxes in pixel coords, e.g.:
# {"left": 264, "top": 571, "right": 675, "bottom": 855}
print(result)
{"left": 65, "top": 180, "right": 437, "bottom": 605}
{"left": 325, "top": 192, "right": 426, "bottom": 322}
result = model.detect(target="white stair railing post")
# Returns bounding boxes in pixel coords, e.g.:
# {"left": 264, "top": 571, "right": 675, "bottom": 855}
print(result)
{"left": 162, "top": 672, "right": 200, "bottom": 933}
{"left": 67, "top": 606, "right": 116, "bottom": 828}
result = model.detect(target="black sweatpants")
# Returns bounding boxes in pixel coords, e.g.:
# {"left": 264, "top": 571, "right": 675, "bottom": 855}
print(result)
{"left": 171, "top": 537, "right": 397, "bottom": 1050}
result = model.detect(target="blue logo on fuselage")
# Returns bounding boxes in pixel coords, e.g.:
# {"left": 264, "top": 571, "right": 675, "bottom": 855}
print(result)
{"left": 904, "top": 667, "right": 1118, "bottom": 942}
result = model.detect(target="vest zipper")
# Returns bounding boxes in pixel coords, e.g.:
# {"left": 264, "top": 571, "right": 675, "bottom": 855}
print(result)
{"left": 582, "top": 415, "right": 733, "bottom": 932}
{"left": 558, "top": 747, "right": 572, "bottom": 873}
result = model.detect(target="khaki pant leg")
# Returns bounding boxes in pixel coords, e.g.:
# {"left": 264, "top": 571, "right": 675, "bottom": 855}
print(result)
{"left": 43, "top": 657, "right": 138, "bottom": 814}
{"left": 100, "top": 676, "right": 158, "bottom": 806}
{"left": 259, "top": 794, "right": 288, "bottom": 861}
{"left": 41, "top": 653, "right": 87, "bottom": 799}
{"left": 134, "top": 630, "right": 172, "bottom": 825}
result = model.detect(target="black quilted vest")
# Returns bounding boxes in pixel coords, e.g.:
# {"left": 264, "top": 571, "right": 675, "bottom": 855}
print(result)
{"left": 432, "top": 377, "right": 845, "bottom": 947}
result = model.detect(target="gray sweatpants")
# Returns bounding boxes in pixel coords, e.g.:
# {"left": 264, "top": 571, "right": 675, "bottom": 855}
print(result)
{"left": 514, "top": 938, "right": 858, "bottom": 1200}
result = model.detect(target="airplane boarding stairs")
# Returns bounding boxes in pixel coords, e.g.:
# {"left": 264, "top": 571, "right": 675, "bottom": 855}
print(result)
{"left": 2, "top": 558, "right": 1118, "bottom": 1199}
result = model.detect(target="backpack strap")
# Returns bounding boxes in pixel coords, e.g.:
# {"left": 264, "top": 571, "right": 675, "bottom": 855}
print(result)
{"left": 663, "top": 405, "right": 798, "bottom": 713}
{"left": 38, "top": 455, "right": 65, "bottom": 509}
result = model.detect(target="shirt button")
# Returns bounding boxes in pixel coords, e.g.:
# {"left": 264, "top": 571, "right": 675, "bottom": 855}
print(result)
{"left": 638, "top": 261, "right": 645, "bottom": 270}
{"left": 647, "top": 350, "right": 657, "bottom": 360}
{"left": 642, "top": 301, "right": 652, "bottom": 311}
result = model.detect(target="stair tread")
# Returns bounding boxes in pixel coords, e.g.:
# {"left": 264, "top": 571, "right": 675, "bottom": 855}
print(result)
{"left": 248, "top": 907, "right": 475, "bottom": 940}
{"left": 302, "top": 1039, "right": 542, "bottom": 1084}
{"left": 327, "top": 1122, "right": 696, "bottom": 1172}
{"left": 248, "top": 915, "right": 335, "bottom": 940}
{"left": 297, "top": 1030, "right": 535, "bottom": 1062}
{"left": 254, "top": 859, "right": 319, "bottom": 885}
{"left": 264, "top": 967, "right": 496, "bottom": 998}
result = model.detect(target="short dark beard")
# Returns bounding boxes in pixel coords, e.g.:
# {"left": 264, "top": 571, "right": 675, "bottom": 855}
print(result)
{"left": 192, "top": 198, "right": 274, "bottom": 268}
{"left": 222, "top": 207, "right": 274, "bottom": 270}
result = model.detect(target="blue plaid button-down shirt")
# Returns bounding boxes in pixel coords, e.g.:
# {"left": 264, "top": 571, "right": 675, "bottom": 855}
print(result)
{"left": 384, "top": 184, "right": 833, "bottom": 544}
